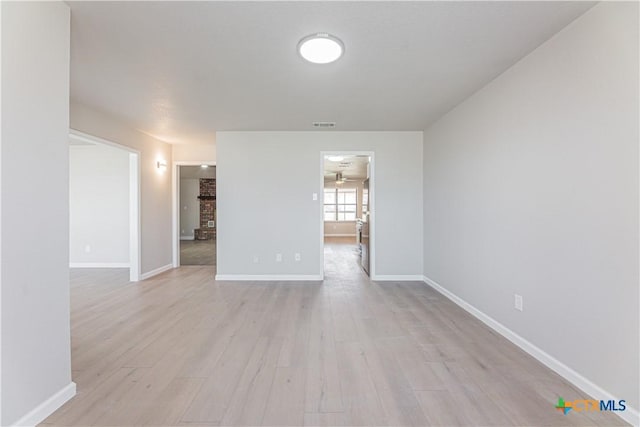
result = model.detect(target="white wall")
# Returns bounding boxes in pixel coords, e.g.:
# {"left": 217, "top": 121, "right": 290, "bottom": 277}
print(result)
{"left": 173, "top": 143, "right": 216, "bottom": 163}
{"left": 217, "top": 132, "right": 423, "bottom": 279}
{"left": 423, "top": 2, "right": 638, "bottom": 414}
{"left": 180, "top": 178, "right": 199, "bottom": 238}
{"left": 70, "top": 102, "right": 173, "bottom": 275}
{"left": 1, "top": 2, "right": 74, "bottom": 425}
{"left": 69, "top": 144, "right": 129, "bottom": 265}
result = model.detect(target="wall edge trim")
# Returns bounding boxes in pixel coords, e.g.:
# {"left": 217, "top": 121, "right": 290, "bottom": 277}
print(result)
{"left": 140, "top": 263, "right": 173, "bottom": 280}
{"left": 10, "top": 382, "right": 76, "bottom": 427}
{"left": 69, "top": 262, "right": 129, "bottom": 268}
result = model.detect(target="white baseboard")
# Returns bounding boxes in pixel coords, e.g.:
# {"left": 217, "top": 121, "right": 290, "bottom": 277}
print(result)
{"left": 324, "top": 233, "right": 357, "bottom": 237}
{"left": 215, "top": 274, "right": 322, "bottom": 281}
{"left": 140, "top": 263, "right": 173, "bottom": 280}
{"left": 372, "top": 274, "right": 424, "bottom": 281}
{"left": 10, "top": 382, "right": 76, "bottom": 427}
{"left": 69, "top": 262, "right": 129, "bottom": 268}
{"left": 422, "top": 275, "right": 639, "bottom": 427}
{"left": 180, "top": 235, "right": 195, "bottom": 240}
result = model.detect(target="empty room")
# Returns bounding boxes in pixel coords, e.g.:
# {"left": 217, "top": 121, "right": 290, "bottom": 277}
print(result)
{"left": 1, "top": 1, "right": 638, "bottom": 427}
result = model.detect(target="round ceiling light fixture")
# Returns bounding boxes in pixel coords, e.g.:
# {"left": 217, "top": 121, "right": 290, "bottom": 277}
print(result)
{"left": 298, "top": 33, "right": 344, "bottom": 64}
{"left": 326, "top": 155, "right": 344, "bottom": 162}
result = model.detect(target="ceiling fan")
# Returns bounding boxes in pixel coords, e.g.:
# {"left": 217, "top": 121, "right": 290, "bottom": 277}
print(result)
{"left": 324, "top": 172, "right": 359, "bottom": 184}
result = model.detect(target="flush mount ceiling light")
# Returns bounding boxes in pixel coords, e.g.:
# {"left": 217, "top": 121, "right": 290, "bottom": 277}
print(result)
{"left": 298, "top": 33, "right": 344, "bottom": 64}
{"left": 326, "top": 155, "right": 344, "bottom": 162}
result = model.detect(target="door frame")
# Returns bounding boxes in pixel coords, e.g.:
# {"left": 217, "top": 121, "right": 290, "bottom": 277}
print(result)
{"left": 320, "top": 151, "right": 375, "bottom": 279}
{"left": 172, "top": 161, "right": 216, "bottom": 267}
{"left": 69, "top": 129, "right": 141, "bottom": 282}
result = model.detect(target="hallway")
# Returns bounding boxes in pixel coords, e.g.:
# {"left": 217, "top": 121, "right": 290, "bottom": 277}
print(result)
{"left": 323, "top": 236, "right": 362, "bottom": 280}
{"left": 180, "top": 239, "right": 216, "bottom": 266}
{"left": 42, "top": 246, "right": 626, "bottom": 426}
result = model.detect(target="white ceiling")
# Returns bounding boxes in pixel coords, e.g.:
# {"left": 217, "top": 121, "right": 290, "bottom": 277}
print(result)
{"left": 324, "top": 155, "right": 369, "bottom": 180}
{"left": 68, "top": 1, "right": 594, "bottom": 145}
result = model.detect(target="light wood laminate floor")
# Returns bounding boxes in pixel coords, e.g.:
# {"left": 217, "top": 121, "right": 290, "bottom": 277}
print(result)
{"left": 41, "top": 238, "right": 627, "bottom": 426}
{"left": 180, "top": 239, "right": 216, "bottom": 266}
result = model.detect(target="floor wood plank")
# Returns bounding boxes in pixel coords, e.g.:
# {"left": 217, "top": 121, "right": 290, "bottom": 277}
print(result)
{"left": 39, "top": 238, "right": 629, "bottom": 426}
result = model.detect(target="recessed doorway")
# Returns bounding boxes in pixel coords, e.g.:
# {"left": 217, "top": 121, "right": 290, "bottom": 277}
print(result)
{"left": 173, "top": 163, "right": 217, "bottom": 268}
{"left": 321, "top": 152, "right": 374, "bottom": 279}
{"left": 68, "top": 130, "right": 141, "bottom": 282}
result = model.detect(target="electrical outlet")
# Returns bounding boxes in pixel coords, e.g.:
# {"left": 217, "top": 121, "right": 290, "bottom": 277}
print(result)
{"left": 84, "top": 244, "right": 91, "bottom": 253}
{"left": 276, "top": 253, "right": 282, "bottom": 262}
{"left": 514, "top": 294, "right": 523, "bottom": 311}
{"left": 253, "top": 256, "right": 259, "bottom": 264}
{"left": 294, "top": 253, "right": 301, "bottom": 262}
{"left": 312, "top": 193, "right": 318, "bottom": 201}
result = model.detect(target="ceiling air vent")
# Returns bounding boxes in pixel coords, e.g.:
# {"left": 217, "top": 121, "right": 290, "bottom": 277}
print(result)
{"left": 313, "top": 121, "right": 336, "bottom": 128}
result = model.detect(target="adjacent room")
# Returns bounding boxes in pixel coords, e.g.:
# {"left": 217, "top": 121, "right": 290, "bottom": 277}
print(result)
{"left": 68, "top": 131, "right": 140, "bottom": 282}
{"left": 69, "top": 139, "right": 130, "bottom": 269}
{"left": 178, "top": 165, "right": 217, "bottom": 266}
{"left": 323, "top": 154, "right": 371, "bottom": 278}
{"left": 1, "top": 1, "right": 638, "bottom": 427}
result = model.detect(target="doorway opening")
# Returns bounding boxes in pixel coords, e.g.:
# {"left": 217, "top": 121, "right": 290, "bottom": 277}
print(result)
{"left": 173, "top": 162, "right": 217, "bottom": 268}
{"left": 68, "top": 130, "right": 141, "bottom": 282}
{"left": 321, "top": 152, "right": 374, "bottom": 279}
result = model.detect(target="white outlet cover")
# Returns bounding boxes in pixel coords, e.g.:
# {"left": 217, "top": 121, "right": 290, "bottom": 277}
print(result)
{"left": 312, "top": 193, "right": 318, "bottom": 201}
{"left": 276, "top": 253, "right": 282, "bottom": 262}
{"left": 253, "top": 256, "right": 259, "bottom": 263}
{"left": 514, "top": 294, "right": 523, "bottom": 311}
{"left": 295, "top": 253, "right": 301, "bottom": 261}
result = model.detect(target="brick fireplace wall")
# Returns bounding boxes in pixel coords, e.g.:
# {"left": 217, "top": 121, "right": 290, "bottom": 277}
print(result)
{"left": 195, "top": 178, "right": 216, "bottom": 240}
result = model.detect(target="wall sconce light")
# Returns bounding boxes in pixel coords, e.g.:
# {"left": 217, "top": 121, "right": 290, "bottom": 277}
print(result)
{"left": 157, "top": 160, "right": 167, "bottom": 172}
